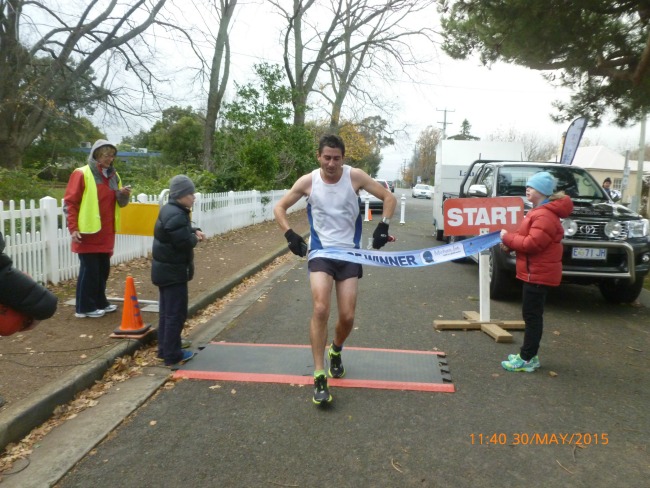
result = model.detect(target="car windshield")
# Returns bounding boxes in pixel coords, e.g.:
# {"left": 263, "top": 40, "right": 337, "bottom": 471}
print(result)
{"left": 415, "top": 184, "right": 428, "bottom": 189}
{"left": 496, "top": 165, "right": 608, "bottom": 201}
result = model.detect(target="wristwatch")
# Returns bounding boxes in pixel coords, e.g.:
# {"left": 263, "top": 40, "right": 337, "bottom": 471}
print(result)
{"left": 382, "top": 217, "right": 390, "bottom": 224}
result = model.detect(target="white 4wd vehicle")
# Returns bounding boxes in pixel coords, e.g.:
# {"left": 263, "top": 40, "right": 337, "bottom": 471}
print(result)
{"left": 456, "top": 161, "right": 650, "bottom": 303}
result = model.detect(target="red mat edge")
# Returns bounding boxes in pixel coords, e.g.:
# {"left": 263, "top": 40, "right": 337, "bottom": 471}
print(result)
{"left": 207, "top": 342, "right": 447, "bottom": 356}
{"left": 172, "top": 370, "right": 455, "bottom": 393}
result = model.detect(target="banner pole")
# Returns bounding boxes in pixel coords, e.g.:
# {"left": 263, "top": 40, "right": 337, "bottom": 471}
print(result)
{"left": 478, "top": 228, "right": 491, "bottom": 322}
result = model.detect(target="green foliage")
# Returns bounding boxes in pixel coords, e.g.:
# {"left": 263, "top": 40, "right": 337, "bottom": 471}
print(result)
{"left": 207, "top": 63, "right": 315, "bottom": 191}
{"left": 0, "top": 169, "right": 51, "bottom": 203}
{"left": 439, "top": 0, "right": 650, "bottom": 125}
{"left": 447, "top": 119, "right": 480, "bottom": 140}
{"left": 22, "top": 116, "right": 105, "bottom": 170}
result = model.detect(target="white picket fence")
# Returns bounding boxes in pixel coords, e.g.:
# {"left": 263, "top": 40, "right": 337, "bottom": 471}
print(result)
{"left": 0, "top": 189, "right": 304, "bottom": 285}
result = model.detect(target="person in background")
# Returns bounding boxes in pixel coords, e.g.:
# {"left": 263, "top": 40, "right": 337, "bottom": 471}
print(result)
{"left": 152, "top": 175, "right": 205, "bottom": 367}
{"left": 500, "top": 171, "right": 573, "bottom": 372}
{"left": 602, "top": 177, "right": 620, "bottom": 201}
{"left": 273, "top": 134, "right": 396, "bottom": 405}
{"left": 64, "top": 140, "right": 131, "bottom": 319}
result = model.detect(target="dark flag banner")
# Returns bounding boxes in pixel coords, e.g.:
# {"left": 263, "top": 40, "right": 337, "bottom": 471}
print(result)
{"left": 560, "top": 117, "right": 588, "bottom": 165}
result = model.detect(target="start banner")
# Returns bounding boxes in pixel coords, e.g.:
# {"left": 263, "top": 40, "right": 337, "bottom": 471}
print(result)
{"left": 307, "top": 231, "right": 502, "bottom": 268}
{"left": 443, "top": 197, "right": 523, "bottom": 236}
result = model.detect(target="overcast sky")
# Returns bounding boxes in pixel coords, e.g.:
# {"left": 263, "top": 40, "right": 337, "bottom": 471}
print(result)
{"left": 101, "top": 1, "right": 644, "bottom": 181}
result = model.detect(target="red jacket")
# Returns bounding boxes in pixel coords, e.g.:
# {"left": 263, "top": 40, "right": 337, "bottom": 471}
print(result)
{"left": 63, "top": 163, "right": 119, "bottom": 255}
{"left": 501, "top": 195, "right": 574, "bottom": 287}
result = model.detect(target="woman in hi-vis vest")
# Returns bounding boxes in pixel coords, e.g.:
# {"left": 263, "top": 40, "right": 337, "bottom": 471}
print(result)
{"left": 63, "top": 140, "right": 131, "bottom": 318}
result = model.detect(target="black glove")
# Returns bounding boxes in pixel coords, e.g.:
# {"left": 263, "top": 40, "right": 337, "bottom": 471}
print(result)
{"left": 284, "top": 229, "right": 308, "bottom": 257}
{"left": 372, "top": 222, "right": 389, "bottom": 249}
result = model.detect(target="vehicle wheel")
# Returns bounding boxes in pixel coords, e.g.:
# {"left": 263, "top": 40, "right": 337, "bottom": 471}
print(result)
{"left": 489, "top": 249, "right": 519, "bottom": 300}
{"left": 598, "top": 277, "right": 644, "bottom": 304}
{"left": 434, "top": 227, "right": 444, "bottom": 241}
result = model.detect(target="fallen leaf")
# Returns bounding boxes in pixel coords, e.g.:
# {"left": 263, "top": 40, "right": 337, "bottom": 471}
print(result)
{"left": 149, "top": 420, "right": 157, "bottom": 426}
{"left": 549, "top": 371, "right": 558, "bottom": 377}
{"left": 209, "top": 384, "right": 222, "bottom": 390}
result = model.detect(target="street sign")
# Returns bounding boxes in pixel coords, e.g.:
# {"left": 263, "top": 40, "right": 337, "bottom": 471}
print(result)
{"left": 443, "top": 197, "right": 524, "bottom": 236}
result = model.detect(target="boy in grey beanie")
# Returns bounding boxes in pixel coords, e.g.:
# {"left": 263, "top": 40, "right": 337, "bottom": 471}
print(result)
{"left": 169, "top": 175, "right": 196, "bottom": 200}
{"left": 152, "top": 175, "right": 205, "bottom": 367}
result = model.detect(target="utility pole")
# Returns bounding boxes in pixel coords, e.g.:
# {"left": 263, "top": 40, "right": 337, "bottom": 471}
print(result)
{"left": 437, "top": 108, "right": 454, "bottom": 139}
{"left": 634, "top": 116, "right": 646, "bottom": 213}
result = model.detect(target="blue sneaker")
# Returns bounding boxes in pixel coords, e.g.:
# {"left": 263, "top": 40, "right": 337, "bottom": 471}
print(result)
{"left": 501, "top": 354, "right": 538, "bottom": 372}
{"left": 508, "top": 354, "right": 540, "bottom": 369}
{"left": 166, "top": 350, "right": 195, "bottom": 368}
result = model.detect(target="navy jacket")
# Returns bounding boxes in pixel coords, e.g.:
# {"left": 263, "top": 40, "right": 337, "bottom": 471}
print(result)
{"left": 151, "top": 201, "right": 199, "bottom": 287}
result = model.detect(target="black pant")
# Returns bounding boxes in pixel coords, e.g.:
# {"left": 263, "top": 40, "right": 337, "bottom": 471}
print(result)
{"left": 76, "top": 253, "right": 111, "bottom": 314}
{"left": 520, "top": 282, "right": 549, "bottom": 360}
{"left": 157, "top": 282, "right": 188, "bottom": 365}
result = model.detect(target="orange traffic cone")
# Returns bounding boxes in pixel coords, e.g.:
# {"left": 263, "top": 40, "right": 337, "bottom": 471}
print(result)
{"left": 367, "top": 208, "right": 373, "bottom": 221}
{"left": 110, "top": 275, "right": 153, "bottom": 339}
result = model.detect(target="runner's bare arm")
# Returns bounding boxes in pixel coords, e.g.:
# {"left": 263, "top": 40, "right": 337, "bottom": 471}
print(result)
{"left": 274, "top": 174, "right": 312, "bottom": 233}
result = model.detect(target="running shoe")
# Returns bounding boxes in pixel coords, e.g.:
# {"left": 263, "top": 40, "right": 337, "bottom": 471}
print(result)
{"left": 166, "top": 350, "right": 195, "bottom": 368}
{"left": 103, "top": 304, "right": 118, "bottom": 313}
{"left": 313, "top": 374, "right": 332, "bottom": 405}
{"left": 501, "top": 354, "right": 538, "bottom": 372}
{"left": 508, "top": 353, "right": 540, "bottom": 369}
{"left": 328, "top": 346, "right": 345, "bottom": 378}
{"left": 75, "top": 309, "right": 106, "bottom": 318}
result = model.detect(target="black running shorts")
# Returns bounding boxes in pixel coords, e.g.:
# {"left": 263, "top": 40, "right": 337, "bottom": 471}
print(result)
{"left": 308, "top": 257, "right": 363, "bottom": 281}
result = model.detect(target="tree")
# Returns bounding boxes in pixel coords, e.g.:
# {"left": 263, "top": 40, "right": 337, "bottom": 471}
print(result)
{"left": 447, "top": 119, "right": 479, "bottom": 140}
{"left": 486, "top": 128, "right": 557, "bottom": 162}
{"left": 410, "top": 126, "right": 440, "bottom": 183}
{"left": 321, "top": 0, "right": 435, "bottom": 130}
{"left": 272, "top": 0, "right": 435, "bottom": 127}
{"left": 148, "top": 106, "right": 204, "bottom": 165}
{"left": 202, "top": 0, "right": 238, "bottom": 171}
{"left": 23, "top": 116, "right": 104, "bottom": 168}
{"left": 438, "top": 0, "right": 650, "bottom": 126}
{"left": 213, "top": 64, "right": 315, "bottom": 191}
{"left": 0, "top": 0, "right": 169, "bottom": 168}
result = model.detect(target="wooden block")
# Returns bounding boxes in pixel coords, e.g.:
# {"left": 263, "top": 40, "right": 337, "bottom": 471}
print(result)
{"left": 463, "top": 311, "right": 480, "bottom": 321}
{"left": 498, "top": 320, "right": 526, "bottom": 330}
{"left": 480, "top": 323, "right": 513, "bottom": 343}
{"left": 433, "top": 320, "right": 482, "bottom": 330}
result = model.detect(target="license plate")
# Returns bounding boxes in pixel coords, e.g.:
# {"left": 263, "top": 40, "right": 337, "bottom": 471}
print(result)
{"left": 572, "top": 247, "right": 607, "bottom": 260}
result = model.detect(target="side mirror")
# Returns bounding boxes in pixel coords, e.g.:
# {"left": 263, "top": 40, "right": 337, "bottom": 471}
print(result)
{"left": 468, "top": 184, "right": 488, "bottom": 197}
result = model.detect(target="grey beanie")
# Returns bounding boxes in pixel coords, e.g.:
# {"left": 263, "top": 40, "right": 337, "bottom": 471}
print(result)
{"left": 169, "top": 175, "right": 196, "bottom": 200}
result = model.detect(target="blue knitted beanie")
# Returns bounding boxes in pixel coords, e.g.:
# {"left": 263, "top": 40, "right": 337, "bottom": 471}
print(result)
{"left": 526, "top": 172, "right": 555, "bottom": 196}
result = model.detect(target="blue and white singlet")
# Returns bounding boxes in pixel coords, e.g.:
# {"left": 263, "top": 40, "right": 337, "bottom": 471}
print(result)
{"left": 307, "top": 165, "right": 362, "bottom": 251}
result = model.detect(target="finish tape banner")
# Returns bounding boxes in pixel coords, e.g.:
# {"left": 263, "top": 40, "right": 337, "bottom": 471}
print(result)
{"left": 308, "top": 231, "right": 502, "bottom": 268}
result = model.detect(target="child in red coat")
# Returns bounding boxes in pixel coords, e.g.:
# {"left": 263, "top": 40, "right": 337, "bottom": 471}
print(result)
{"left": 500, "top": 172, "right": 573, "bottom": 372}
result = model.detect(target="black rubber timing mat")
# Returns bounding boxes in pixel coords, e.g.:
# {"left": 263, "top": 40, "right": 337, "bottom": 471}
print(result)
{"left": 173, "top": 342, "right": 454, "bottom": 393}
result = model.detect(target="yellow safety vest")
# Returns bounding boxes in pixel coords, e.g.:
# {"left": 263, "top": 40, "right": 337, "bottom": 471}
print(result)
{"left": 77, "top": 165, "right": 121, "bottom": 234}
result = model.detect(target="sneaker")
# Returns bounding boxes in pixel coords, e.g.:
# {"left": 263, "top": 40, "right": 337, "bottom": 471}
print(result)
{"left": 328, "top": 346, "right": 345, "bottom": 378}
{"left": 158, "top": 340, "right": 191, "bottom": 360}
{"left": 508, "top": 354, "right": 540, "bottom": 369}
{"left": 501, "top": 354, "right": 538, "bottom": 372}
{"left": 313, "top": 374, "right": 332, "bottom": 405}
{"left": 103, "top": 304, "right": 118, "bottom": 313}
{"left": 166, "top": 350, "right": 195, "bottom": 368}
{"left": 75, "top": 309, "right": 106, "bottom": 318}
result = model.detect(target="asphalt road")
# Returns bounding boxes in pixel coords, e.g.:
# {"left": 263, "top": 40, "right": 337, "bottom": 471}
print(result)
{"left": 16, "top": 193, "right": 650, "bottom": 487}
